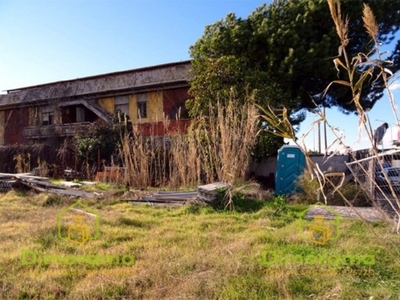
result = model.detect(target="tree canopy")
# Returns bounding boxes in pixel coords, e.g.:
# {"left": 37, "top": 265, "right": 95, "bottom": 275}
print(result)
{"left": 188, "top": 0, "right": 400, "bottom": 119}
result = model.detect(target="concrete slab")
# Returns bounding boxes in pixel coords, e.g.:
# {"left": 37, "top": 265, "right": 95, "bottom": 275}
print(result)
{"left": 304, "top": 205, "right": 387, "bottom": 222}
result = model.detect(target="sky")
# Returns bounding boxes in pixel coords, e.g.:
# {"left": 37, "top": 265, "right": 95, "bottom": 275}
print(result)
{"left": 0, "top": 0, "right": 265, "bottom": 89}
{"left": 0, "top": 0, "right": 399, "bottom": 152}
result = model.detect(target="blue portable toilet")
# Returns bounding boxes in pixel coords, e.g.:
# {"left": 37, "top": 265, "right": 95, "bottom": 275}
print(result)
{"left": 275, "top": 145, "right": 306, "bottom": 195}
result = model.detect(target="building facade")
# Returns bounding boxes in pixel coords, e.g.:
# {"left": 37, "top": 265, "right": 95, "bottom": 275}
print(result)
{"left": 0, "top": 61, "right": 192, "bottom": 145}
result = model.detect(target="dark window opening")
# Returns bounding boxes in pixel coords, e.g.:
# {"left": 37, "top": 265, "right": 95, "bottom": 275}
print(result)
{"left": 115, "top": 104, "right": 129, "bottom": 115}
{"left": 115, "top": 95, "right": 129, "bottom": 116}
{"left": 137, "top": 94, "right": 147, "bottom": 119}
{"left": 42, "top": 112, "right": 54, "bottom": 125}
{"left": 76, "top": 107, "right": 85, "bottom": 122}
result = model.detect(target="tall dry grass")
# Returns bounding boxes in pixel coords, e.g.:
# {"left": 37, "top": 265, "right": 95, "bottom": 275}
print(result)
{"left": 13, "top": 153, "right": 31, "bottom": 173}
{"left": 120, "top": 126, "right": 153, "bottom": 188}
{"left": 167, "top": 129, "right": 202, "bottom": 189}
{"left": 120, "top": 93, "right": 259, "bottom": 194}
{"left": 196, "top": 95, "right": 259, "bottom": 185}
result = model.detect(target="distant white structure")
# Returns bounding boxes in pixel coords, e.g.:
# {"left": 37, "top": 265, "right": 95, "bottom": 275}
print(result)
{"left": 384, "top": 125, "right": 400, "bottom": 148}
{"left": 373, "top": 123, "right": 389, "bottom": 147}
{"left": 350, "top": 125, "right": 399, "bottom": 151}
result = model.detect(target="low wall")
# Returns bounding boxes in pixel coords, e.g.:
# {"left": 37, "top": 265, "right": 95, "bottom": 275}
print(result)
{"left": 310, "top": 155, "right": 351, "bottom": 174}
{"left": 248, "top": 154, "right": 350, "bottom": 189}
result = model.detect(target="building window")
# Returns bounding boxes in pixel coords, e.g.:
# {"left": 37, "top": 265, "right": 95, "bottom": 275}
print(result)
{"left": 137, "top": 94, "right": 147, "bottom": 119}
{"left": 42, "top": 105, "right": 55, "bottom": 125}
{"left": 115, "top": 95, "right": 129, "bottom": 116}
{"left": 42, "top": 112, "right": 54, "bottom": 125}
{"left": 76, "top": 106, "right": 85, "bottom": 122}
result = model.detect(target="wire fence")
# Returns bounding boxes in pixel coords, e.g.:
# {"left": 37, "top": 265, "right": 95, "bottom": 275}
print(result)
{"left": 346, "top": 150, "right": 400, "bottom": 219}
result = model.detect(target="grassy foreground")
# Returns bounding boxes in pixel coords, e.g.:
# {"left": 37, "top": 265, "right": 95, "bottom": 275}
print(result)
{"left": 0, "top": 190, "right": 399, "bottom": 299}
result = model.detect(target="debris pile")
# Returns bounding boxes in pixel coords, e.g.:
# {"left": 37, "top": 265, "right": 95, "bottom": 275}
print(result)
{"left": 0, "top": 174, "right": 15, "bottom": 192}
{"left": 0, "top": 172, "right": 96, "bottom": 198}
{"left": 129, "top": 182, "right": 229, "bottom": 206}
{"left": 197, "top": 182, "right": 228, "bottom": 204}
{"left": 130, "top": 190, "right": 197, "bottom": 206}
{"left": 1, "top": 171, "right": 230, "bottom": 207}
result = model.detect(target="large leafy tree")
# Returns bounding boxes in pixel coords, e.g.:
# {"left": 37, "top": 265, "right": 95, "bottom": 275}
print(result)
{"left": 188, "top": 0, "right": 400, "bottom": 156}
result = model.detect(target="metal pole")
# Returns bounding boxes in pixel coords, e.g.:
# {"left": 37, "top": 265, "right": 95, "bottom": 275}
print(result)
{"left": 318, "top": 122, "right": 321, "bottom": 154}
{"left": 324, "top": 106, "right": 328, "bottom": 154}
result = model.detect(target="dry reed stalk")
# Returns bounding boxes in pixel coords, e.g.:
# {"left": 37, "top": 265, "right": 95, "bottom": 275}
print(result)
{"left": 362, "top": 3, "right": 378, "bottom": 42}
{"left": 120, "top": 95, "right": 259, "bottom": 193}
{"left": 259, "top": 0, "right": 400, "bottom": 265}
{"left": 327, "top": 0, "right": 349, "bottom": 48}
{"left": 190, "top": 93, "right": 259, "bottom": 207}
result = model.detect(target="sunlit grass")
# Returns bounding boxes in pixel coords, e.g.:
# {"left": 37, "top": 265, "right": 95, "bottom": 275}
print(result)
{"left": 0, "top": 191, "right": 399, "bottom": 299}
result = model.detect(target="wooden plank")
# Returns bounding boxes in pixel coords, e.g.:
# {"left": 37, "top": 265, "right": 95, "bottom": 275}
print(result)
{"left": 0, "top": 173, "right": 18, "bottom": 178}
{"left": 197, "top": 182, "right": 228, "bottom": 202}
{"left": 15, "top": 174, "right": 50, "bottom": 181}
{"left": 20, "top": 181, "right": 46, "bottom": 193}
{"left": 45, "top": 188, "right": 95, "bottom": 198}
{"left": 155, "top": 193, "right": 197, "bottom": 197}
{"left": 0, "top": 173, "right": 51, "bottom": 181}
{"left": 130, "top": 201, "right": 183, "bottom": 206}
{"left": 153, "top": 196, "right": 194, "bottom": 201}
{"left": 139, "top": 197, "right": 187, "bottom": 203}
{"left": 132, "top": 198, "right": 184, "bottom": 202}
{"left": 19, "top": 178, "right": 66, "bottom": 189}
{"left": 19, "top": 180, "right": 95, "bottom": 198}
{"left": 157, "top": 191, "right": 196, "bottom": 194}
{"left": 61, "top": 182, "right": 82, "bottom": 188}
{"left": 197, "top": 182, "right": 228, "bottom": 191}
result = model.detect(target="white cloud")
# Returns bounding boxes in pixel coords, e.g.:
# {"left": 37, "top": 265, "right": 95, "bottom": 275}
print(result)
{"left": 389, "top": 82, "right": 400, "bottom": 91}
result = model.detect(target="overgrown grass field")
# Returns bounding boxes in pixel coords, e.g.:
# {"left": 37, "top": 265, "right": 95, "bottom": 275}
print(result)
{"left": 0, "top": 190, "right": 399, "bottom": 299}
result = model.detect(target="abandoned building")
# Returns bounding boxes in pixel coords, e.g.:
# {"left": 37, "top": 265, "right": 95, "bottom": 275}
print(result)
{"left": 0, "top": 60, "right": 192, "bottom": 146}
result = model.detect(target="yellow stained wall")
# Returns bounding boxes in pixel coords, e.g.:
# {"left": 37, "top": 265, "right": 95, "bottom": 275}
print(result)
{"left": 0, "top": 110, "right": 4, "bottom": 145}
{"left": 148, "top": 92, "right": 163, "bottom": 122}
{"left": 54, "top": 107, "right": 62, "bottom": 125}
{"left": 99, "top": 97, "right": 115, "bottom": 114}
{"left": 29, "top": 106, "right": 61, "bottom": 125}
{"left": 129, "top": 91, "right": 163, "bottom": 123}
{"left": 129, "top": 94, "right": 138, "bottom": 121}
{"left": 28, "top": 107, "right": 36, "bottom": 126}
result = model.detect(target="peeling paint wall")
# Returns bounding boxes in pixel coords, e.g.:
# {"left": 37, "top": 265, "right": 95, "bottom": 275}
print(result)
{"left": 135, "top": 119, "right": 191, "bottom": 136}
{"left": 0, "top": 61, "right": 191, "bottom": 145}
{"left": 4, "top": 108, "right": 29, "bottom": 144}
{"left": 0, "top": 111, "right": 4, "bottom": 145}
{"left": 54, "top": 107, "right": 62, "bottom": 125}
{"left": 129, "top": 91, "right": 163, "bottom": 123}
{"left": 129, "top": 94, "right": 138, "bottom": 122}
{"left": 28, "top": 107, "right": 37, "bottom": 126}
{"left": 148, "top": 91, "right": 163, "bottom": 122}
{"left": 98, "top": 97, "right": 115, "bottom": 114}
{"left": 163, "top": 88, "right": 190, "bottom": 119}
